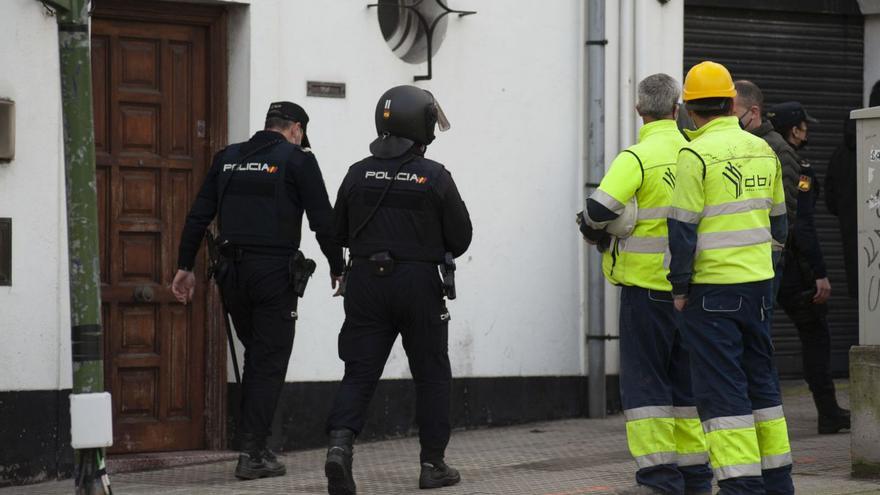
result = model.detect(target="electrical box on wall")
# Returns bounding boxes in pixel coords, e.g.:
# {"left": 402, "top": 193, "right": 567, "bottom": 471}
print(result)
{"left": 0, "top": 99, "right": 14, "bottom": 162}
{"left": 70, "top": 392, "right": 113, "bottom": 448}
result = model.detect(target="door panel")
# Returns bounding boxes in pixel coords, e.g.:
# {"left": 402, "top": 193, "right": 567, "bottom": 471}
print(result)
{"left": 92, "top": 17, "right": 209, "bottom": 453}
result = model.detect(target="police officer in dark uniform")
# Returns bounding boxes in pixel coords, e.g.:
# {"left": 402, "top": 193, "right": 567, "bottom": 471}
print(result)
{"left": 766, "top": 101, "right": 850, "bottom": 434}
{"left": 323, "top": 86, "right": 472, "bottom": 495}
{"left": 171, "top": 102, "right": 345, "bottom": 479}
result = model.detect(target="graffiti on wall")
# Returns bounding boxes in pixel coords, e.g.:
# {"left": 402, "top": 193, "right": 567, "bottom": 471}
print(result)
{"left": 865, "top": 185, "right": 880, "bottom": 313}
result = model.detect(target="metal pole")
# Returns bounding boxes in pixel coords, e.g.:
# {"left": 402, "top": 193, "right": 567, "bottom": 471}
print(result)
{"left": 47, "top": 0, "right": 112, "bottom": 492}
{"left": 585, "top": 0, "right": 607, "bottom": 419}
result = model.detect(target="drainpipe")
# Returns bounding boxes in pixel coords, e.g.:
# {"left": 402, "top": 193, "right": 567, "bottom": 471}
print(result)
{"left": 41, "top": 0, "right": 111, "bottom": 492}
{"left": 619, "top": 0, "right": 635, "bottom": 149}
{"left": 585, "top": 0, "right": 607, "bottom": 419}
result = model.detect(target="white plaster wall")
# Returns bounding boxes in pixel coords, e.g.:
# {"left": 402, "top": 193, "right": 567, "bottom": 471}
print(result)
{"left": 226, "top": 2, "right": 252, "bottom": 142}
{"left": 600, "top": 0, "right": 684, "bottom": 376}
{"left": 0, "top": 0, "right": 72, "bottom": 391}
{"left": 227, "top": 0, "right": 586, "bottom": 382}
{"left": 0, "top": 0, "right": 690, "bottom": 390}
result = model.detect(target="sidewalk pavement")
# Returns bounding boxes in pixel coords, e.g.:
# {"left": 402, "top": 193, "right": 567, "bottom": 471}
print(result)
{"left": 4, "top": 381, "right": 878, "bottom": 495}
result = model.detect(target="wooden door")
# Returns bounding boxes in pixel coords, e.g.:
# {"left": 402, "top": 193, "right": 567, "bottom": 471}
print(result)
{"left": 92, "top": 17, "right": 210, "bottom": 453}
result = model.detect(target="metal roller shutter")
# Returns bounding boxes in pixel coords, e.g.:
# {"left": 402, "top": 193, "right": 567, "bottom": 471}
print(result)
{"left": 684, "top": 0, "right": 864, "bottom": 378}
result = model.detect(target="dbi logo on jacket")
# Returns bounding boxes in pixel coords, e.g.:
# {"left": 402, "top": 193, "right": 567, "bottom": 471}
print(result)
{"left": 222, "top": 162, "right": 279, "bottom": 174}
{"left": 722, "top": 162, "right": 769, "bottom": 199}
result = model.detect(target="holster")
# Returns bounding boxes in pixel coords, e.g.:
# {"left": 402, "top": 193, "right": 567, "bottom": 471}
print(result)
{"left": 339, "top": 258, "right": 353, "bottom": 297}
{"left": 213, "top": 257, "right": 230, "bottom": 285}
{"left": 439, "top": 252, "right": 456, "bottom": 300}
{"left": 205, "top": 231, "right": 231, "bottom": 283}
{"left": 289, "top": 251, "right": 317, "bottom": 298}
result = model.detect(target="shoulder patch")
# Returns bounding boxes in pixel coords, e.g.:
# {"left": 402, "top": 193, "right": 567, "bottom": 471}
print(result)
{"left": 798, "top": 174, "right": 812, "bottom": 192}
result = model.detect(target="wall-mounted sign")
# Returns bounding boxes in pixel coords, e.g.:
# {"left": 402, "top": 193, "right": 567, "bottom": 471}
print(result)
{"left": 307, "top": 81, "right": 346, "bottom": 99}
{"left": 0, "top": 99, "right": 14, "bottom": 163}
{"left": 0, "top": 218, "right": 10, "bottom": 286}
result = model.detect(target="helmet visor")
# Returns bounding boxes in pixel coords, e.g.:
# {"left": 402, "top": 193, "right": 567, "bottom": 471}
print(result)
{"left": 434, "top": 101, "right": 450, "bottom": 131}
{"left": 427, "top": 92, "right": 450, "bottom": 132}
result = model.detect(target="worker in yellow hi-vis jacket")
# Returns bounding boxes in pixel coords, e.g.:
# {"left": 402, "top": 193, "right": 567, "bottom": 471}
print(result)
{"left": 579, "top": 73, "right": 711, "bottom": 495}
{"left": 667, "top": 61, "right": 793, "bottom": 495}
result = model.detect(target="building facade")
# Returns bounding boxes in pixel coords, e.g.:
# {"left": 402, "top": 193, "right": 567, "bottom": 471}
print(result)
{"left": 0, "top": 0, "right": 876, "bottom": 486}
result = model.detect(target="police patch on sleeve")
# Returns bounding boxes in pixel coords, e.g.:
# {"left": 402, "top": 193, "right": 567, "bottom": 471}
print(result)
{"left": 798, "top": 174, "right": 811, "bottom": 192}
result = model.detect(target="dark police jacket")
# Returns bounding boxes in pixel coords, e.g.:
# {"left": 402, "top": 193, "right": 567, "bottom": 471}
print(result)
{"left": 177, "top": 130, "right": 345, "bottom": 275}
{"left": 333, "top": 151, "right": 472, "bottom": 262}
{"left": 825, "top": 118, "right": 858, "bottom": 297}
{"left": 750, "top": 121, "right": 826, "bottom": 280}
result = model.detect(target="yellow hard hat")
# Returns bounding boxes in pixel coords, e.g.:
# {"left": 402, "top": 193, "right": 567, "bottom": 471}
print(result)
{"left": 682, "top": 61, "right": 737, "bottom": 101}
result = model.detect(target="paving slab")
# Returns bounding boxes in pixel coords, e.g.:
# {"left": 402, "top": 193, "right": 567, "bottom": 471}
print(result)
{"left": 4, "top": 381, "right": 879, "bottom": 495}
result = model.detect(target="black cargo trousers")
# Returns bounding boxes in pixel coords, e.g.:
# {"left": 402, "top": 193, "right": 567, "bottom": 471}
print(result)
{"left": 326, "top": 261, "right": 452, "bottom": 463}
{"left": 777, "top": 249, "right": 837, "bottom": 413}
{"left": 218, "top": 252, "right": 299, "bottom": 444}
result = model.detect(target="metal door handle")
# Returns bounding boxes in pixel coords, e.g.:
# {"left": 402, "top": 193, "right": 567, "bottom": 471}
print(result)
{"left": 133, "top": 285, "right": 154, "bottom": 303}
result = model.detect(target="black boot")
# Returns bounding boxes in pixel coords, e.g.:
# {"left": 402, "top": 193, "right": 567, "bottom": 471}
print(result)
{"left": 814, "top": 393, "right": 851, "bottom": 434}
{"left": 818, "top": 406, "right": 851, "bottom": 434}
{"left": 325, "top": 429, "right": 356, "bottom": 495}
{"left": 234, "top": 435, "right": 286, "bottom": 480}
{"left": 419, "top": 460, "right": 461, "bottom": 489}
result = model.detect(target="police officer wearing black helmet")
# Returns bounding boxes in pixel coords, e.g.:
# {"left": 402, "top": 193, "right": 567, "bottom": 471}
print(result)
{"left": 324, "top": 86, "right": 472, "bottom": 494}
{"left": 171, "top": 101, "right": 345, "bottom": 479}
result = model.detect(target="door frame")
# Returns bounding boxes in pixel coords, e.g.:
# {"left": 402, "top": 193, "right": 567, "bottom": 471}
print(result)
{"left": 92, "top": 0, "right": 229, "bottom": 450}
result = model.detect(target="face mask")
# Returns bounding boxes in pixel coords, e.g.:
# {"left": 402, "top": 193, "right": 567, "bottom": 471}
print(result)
{"left": 738, "top": 111, "right": 753, "bottom": 130}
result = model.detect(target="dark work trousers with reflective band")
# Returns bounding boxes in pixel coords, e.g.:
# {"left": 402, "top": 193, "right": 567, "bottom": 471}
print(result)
{"left": 776, "top": 253, "right": 837, "bottom": 416}
{"left": 326, "top": 262, "right": 451, "bottom": 463}
{"left": 619, "top": 286, "right": 712, "bottom": 495}
{"left": 680, "top": 281, "right": 794, "bottom": 495}
{"left": 219, "top": 253, "right": 299, "bottom": 444}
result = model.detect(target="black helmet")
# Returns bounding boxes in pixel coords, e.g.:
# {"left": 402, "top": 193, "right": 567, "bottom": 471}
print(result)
{"left": 370, "top": 85, "right": 450, "bottom": 157}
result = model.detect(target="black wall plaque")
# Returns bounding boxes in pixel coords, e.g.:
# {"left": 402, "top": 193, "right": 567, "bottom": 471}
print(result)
{"left": 0, "top": 218, "right": 9, "bottom": 286}
{"left": 307, "top": 81, "right": 346, "bottom": 98}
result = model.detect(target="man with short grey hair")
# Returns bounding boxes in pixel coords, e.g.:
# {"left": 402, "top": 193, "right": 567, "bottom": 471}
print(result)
{"left": 577, "top": 73, "right": 711, "bottom": 495}
{"left": 638, "top": 73, "right": 681, "bottom": 118}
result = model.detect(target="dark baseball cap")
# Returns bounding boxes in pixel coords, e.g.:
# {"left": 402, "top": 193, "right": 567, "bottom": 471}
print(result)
{"left": 266, "top": 101, "right": 311, "bottom": 148}
{"left": 766, "top": 101, "right": 819, "bottom": 131}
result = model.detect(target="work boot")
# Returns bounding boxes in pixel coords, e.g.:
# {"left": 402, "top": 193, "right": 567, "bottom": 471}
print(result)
{"left": 234, "top": 439, "right": 286, "bottom": 480}
{"left": 325, "top": 429, "right": 356, "bottom": 495}
{"left": 419, "top": 460, "right": 461, "bottom": 489}
{"left": 818, "top": 406, "right": 851, "bottom": 434}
